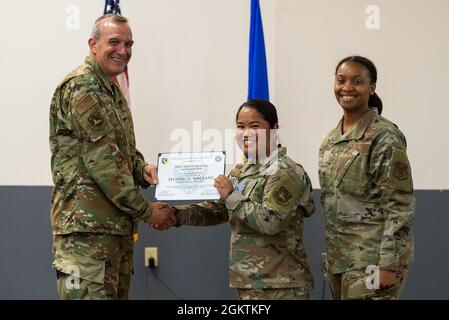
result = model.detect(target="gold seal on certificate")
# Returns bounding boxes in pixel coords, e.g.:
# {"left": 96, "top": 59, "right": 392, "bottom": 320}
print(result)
{"left": 155, "top": 151, "right": 226, "bottom": 201}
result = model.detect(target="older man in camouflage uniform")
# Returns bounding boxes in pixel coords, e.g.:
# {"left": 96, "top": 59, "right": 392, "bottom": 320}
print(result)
{"left": 174, "top": 146, "right": 315, "bottom": 299}
{"left": 319, "top": 109, "right": 415, "bottom": 299}
{"left": 49, "top": 14, "right": 175, "bottom": 299}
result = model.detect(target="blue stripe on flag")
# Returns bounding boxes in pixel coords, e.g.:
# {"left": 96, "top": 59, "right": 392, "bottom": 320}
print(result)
{"left": 248, "top": 0, "right": 269, "bottom": 101}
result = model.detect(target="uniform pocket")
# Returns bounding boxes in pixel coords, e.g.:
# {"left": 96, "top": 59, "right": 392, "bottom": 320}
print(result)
{"left": 335, "top": 149, "right": 359, "bottom": 187}
{"left": 242, "top": 179, "right": 258, "bottom": 198}
{"left": 53, "top": 250, "right": 105, "bottom": 284}
{"left": 243, "top": 177, "right": 268, "bottom": 205}
{"left": 335, "top": 147, "right": 373, "bottom": 199}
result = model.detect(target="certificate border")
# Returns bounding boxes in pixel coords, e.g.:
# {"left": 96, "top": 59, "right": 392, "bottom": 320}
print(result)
{"left": 155, "top": 151, "right": 226, "bottom": 201}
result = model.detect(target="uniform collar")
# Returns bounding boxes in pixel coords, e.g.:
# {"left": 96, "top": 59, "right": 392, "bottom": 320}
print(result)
{"left": 333, "top": 109, "right": 377, "bottom": 143}
{"left": 240, "top": 146, "right": 286, "bottom": 178}
{"left": 260, "top": 145, "right": 286, "bottom": 168}
{"left": 85, "top": 56, "right": 115, "bottom": 94}
{"left": 85, "top": 56, "right": 126, "bottom": 106}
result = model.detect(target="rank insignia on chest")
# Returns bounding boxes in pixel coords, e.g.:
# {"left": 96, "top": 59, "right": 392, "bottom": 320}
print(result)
{"left": 232, "top": 179, "right": 247, "bottom": 192}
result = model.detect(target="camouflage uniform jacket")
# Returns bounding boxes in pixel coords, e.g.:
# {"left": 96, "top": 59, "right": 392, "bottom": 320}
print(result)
{"left": 175, "top": 147, "right": 315, "bottom": 290}
{"left": 49, "top": 57, "right": 152, "bottom": 236}
{"left": 319, "top": 109, "right": 415, "bottom": 274}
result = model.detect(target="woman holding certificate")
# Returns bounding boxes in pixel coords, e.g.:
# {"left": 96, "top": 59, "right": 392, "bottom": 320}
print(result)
{"left": 173, "top": 99, "right": 315, "bottom": 300}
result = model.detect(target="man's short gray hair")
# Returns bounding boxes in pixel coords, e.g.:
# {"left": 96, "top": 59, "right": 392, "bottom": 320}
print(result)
{"left": 91, "top": 14, "right": 129, "bottom": 40}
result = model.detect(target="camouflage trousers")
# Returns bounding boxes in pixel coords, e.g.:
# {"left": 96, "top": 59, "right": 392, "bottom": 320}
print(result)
{"left": 52, "top": 233, "right": 134, "bottom": 300}
{"left": 327, "top": 266, "right": 409, "bottom": 300}
{"left": 237, "top": 288, "right": 310, "bottom": 300}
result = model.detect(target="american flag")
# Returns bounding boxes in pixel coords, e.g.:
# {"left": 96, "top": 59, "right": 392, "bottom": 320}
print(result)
{"left": 104, "top": 0, "right": 131, "bottom": 106}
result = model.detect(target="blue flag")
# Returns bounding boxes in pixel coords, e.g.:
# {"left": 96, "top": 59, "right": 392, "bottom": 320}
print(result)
{"left": 248, "top": 0, "right": 269, "bottom": 101}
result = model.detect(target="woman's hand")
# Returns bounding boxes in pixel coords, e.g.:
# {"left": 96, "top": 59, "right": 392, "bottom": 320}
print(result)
{"left": 214, "top": 175, "right": 234, "bottom": 201}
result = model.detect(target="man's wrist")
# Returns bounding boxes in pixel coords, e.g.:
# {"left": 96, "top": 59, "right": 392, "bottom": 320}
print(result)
{"left": 142, "top": 203, "right": 153, "bottom": 222}
{"left": 140, "top": 163, "right": 151, "bottom": 188}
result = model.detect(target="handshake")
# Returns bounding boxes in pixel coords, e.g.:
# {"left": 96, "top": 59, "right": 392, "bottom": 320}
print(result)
{"left": 143, "top": 164, "right": 177, "bottom": 231}
{"left": 141, "top": 164, "right": 233, "bottom": 231}
{"left": 147, "top": 202, "right": 177, "bottom": 231}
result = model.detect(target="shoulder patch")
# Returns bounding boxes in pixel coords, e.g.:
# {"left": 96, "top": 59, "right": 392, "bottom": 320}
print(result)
{"left": 393, "top": 161, "right": 409, "bottom": 180}
{"left": 74, "top": 94, "right": 97, "bottom": 114}
{"left": 273, "top": 186, "right": 292, "bottom": 206}
{"left": 387, "top": 146, "right": 413, "bottom": 192}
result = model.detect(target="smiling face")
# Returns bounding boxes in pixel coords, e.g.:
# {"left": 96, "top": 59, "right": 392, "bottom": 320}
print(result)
{"left": 235, "top": 107, "right": 278, "bottom": 160}
{"left": 334, "top": 61, "right": 375, "bottom": 113}
{"left": 88, "top": 21, "right": 133, "bottom": 80}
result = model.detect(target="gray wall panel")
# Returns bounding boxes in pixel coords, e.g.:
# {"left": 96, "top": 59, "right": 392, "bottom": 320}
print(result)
{"left": 0, "top": 187, "right": 447, "bottom": 299}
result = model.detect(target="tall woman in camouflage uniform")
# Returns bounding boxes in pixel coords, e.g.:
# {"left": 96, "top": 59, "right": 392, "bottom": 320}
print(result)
{"left": 319, "top": 56, "right": 415, "bottom": 299}
{"left": 174, "top": 100, "right": 315, "bottom": 299}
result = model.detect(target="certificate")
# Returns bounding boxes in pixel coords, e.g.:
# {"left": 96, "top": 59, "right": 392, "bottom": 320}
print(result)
{"left": 155, "top": 151, "right": 226, "bottom": 201}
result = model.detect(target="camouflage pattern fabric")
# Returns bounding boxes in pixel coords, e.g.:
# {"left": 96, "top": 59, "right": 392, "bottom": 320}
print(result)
{"left": 319, "top": 109, "right": 415, "bottom": 278}
{"left": 49, "top": 57, "right": 151, "bottom": 299}
{"left": 326, "top": 265, "right": 409, "bottom": 300}
{"left": 175, "top": 147, "right": 315, "bottom": 292}
{"left": 237, "top": 287, "right": 309, "bottom": 300}
{"left": 53, "top": 233, "right": 134, "bottom": 299}
{"left": 49, "top": 57, "right": 152, "bottom": 236}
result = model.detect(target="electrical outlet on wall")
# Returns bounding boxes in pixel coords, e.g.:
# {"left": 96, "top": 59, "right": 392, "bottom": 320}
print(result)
{"left": 145, "top": 247, "right": 158, "bottom": 268}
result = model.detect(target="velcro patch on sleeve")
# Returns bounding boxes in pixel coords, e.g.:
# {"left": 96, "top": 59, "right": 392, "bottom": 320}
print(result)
{"left": 387, "top": 147, "right": 413, "bottom": 192}
{"left": 74, "top": 94, "right": 97, "bottom": 114}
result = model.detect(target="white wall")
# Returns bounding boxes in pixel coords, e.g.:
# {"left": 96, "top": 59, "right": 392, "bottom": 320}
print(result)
{"left": 274, "top": 0, "right": 449, "bottom": 190}
{"left": 0, "top": 0, "right": 447, "bottom": 189}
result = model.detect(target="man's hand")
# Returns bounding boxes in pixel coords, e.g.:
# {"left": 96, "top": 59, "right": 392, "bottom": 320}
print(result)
{"left": 379, "top": 269, "right": 397, "bottom": 289}
{"left": 143, "top": 164, "right": 158, "bottom": 185}
{"left": 148, "top": 202, "right": 176, "bottom": 231}
{"left": 214, "top": 175, "right": 233, "bottom": 201}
